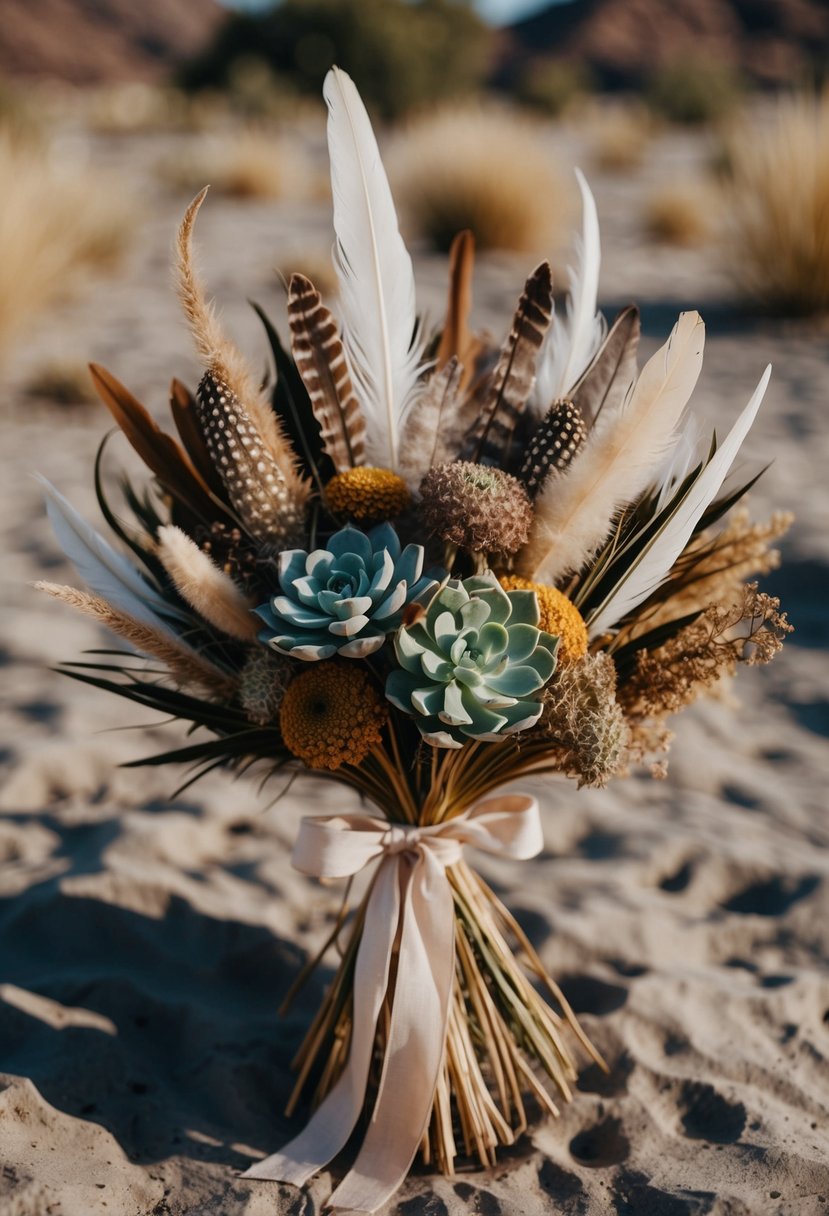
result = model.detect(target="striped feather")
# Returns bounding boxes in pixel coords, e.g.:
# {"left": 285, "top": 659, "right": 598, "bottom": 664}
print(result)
{"left": 287, "top": 273, "right": 366, "bottom": 474}
{"left": 466, "top": 261, "right": 553, "bottom": 465}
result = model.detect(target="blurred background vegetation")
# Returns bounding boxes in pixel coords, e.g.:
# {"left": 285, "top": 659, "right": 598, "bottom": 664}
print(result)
{"left": 0, "top": 0, "right": 828, "bottom": 360}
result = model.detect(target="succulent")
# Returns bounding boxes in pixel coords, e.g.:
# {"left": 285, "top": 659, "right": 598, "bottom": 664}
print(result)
{"left": 256, "top": 523, "right": 442, "bottom": 661}
{"left": 385, "top": 573, "right": 559, "bottom": 748}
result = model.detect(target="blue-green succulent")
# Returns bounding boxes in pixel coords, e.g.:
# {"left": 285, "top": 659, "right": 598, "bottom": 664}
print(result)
{"left": 385, "top": 574, "right": 559, "bottom": 748}
{"left": 256, "top": 523, "right": 443, "bottom": 661}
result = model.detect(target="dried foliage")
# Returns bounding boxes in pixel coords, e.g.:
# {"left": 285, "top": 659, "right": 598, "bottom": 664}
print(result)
{"left": 634, "top": 508, "right": 793, "bottom": 635}
{"left": 34, "top": 582, "right": 237, "bottom": 701}
{"left": 618, "top": 583, "right": 792, "bottom": 724}
{"left": 159, "top": 127, "right": 312, "bottom": 201}
{"left": 538, "top": 652, "right": 629, "bottom": 788}
{"left": 590, "top": 102, "right": 652, "bottom": 174}
{"left": 722, "top": 90, "right": 829, "bottom": 315}
{"left": 645, "top": 181, "right": 716, "bottom": 247}
{"left": 0, "top": 132, "right": 131, "bottom": 351}
{"left": 389, "top": 104, "right": 568, "bottom": 254}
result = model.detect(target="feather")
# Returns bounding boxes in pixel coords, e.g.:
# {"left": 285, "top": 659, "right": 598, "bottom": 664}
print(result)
{"left": 34, "top": 581, "right": 237, "bottom": 700}
{"left": 586, "top": 365, "right": 771, "bottom": 637}
{"left": 466, "top": 261, "right": 553, "bottom": 465}
{"left": 195, "top": 372, "right": 306, "bottom": 547}
{"left": 517, "top": 311, "right": 705, "bottom": 584}
{"left": 287, "top": 272, "right": 366, "bottom": 474}
{"left": 175, "top": 189, "right": 305, "bottom": 494}
{"left": 324, "top": 66, "right": 423, "bottom": 471}
{"left": 518, "top": 398, "right": 587, "bottom": 495}
{"left": 38, "top": 476, "right": 185, "bottom": 633}
{"left": 570, "top": 304, "right": 640, "bottom": 428}
{"left": 155, "top": 525, "right": 259, "bottom": 642}
{"left": 169, "top": 378, "right": 228, "bottom": 501}
{"left": 436, "top": 229, "right": 480, "bottom": 390}
{"left": 398, "top": 357, "right": 463, "bottom": 490}
{"left": 88, "top": 363, "right": 220, "bottom": 521}
{"left": 532, "top": 168, "right": 605, "bottom": 414}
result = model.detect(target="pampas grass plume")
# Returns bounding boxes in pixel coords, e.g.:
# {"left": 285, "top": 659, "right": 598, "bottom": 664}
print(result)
{"left": 155, "top": 525, "right": 259, "bottom": 642}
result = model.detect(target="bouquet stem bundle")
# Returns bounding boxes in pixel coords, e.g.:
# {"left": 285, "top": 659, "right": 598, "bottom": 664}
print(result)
{"left": 287, "top": 855, "right": 602, "bottom": 1175}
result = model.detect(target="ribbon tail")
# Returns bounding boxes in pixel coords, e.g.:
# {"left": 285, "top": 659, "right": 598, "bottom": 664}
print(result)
{"left": 242, "top": 858, "right": 401, "bottom": 1184}
{"left": 327, "top": 850, "right": 456, "bottom": 1214}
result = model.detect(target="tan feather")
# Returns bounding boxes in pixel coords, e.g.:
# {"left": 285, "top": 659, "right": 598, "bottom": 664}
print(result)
{"left": 466, "top": 262, "right": 554, "bottom": 464}
{"left": 155, "top": 525, "right": 259, "bottom": 642}
{"left": 175, "top": 189, "right": 306, "bottom": 499}
{"left": 287, "top": 272, "right": 366, "bottom": 474}
{"left": 436, "top": 230, "right": 481, "bottom": 390}
{"left": 34, "top": 581, "right": 238, "bottom": 700}
{"left": 398, "top": 357, "right": 463, "bottom": 490}
{"left": 517, "top": 311, "right": 705, "bottom": 584}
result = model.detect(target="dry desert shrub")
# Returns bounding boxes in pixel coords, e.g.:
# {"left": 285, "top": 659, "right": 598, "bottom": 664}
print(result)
{"left": 590, "top": 102, "right": 652, "bottom": 174}
{"left": 722, "top": 92, "right": 829, "bottom": 315}
{"left": 0, "top": 134, "right": 132, "bottom": 352}
{"left": 645, "top": 181, "right": 716, "bottom": 246}
{"left": 24, "top": 359, "right": 96, "bottom": 406}
{"left": 159, "top": 126, "right": 312, "bottom": 201}
{"left": 388, "top": 103, "right": 567, "bottom": 254}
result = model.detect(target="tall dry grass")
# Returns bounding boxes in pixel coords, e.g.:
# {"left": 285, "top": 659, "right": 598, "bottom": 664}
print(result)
{"left": 645, "top": 181, "right": 716, "bottom": 246}
{"left": 388, "top": 103, "right": 568, "bottom": 254}
{"left": 722, "top": 92, "right": 829, "bottom": 315}
{"left": 158, "top": 127, "right": 314, "bottom": 201}
{"left": 589, "top": 102, "right": 653, "bottom": 174}
{"left": 0, "top": 133, "right": 132, "bottom": 351}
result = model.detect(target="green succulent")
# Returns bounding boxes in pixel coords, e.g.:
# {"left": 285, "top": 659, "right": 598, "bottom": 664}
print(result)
{"left": 385, "top": 573, "right": 559, "bottom": 748}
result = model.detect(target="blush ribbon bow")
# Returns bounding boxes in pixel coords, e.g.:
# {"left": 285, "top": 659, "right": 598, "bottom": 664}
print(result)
{"left": 242, "top": 793, "right": 543, "bottom": 1214}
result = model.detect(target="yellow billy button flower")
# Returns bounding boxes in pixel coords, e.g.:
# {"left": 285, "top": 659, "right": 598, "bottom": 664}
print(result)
{"left": 325, "top": 466, "right": 411, "bottom": 523}
{"left": 279, "top": 662, "right": 388, "bottom": 770}
{"left": 499, "top": 576, "right": 588, "bottom": 663}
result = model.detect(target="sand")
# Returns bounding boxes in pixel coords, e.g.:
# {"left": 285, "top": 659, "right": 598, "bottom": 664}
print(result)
{"left": 1, "top": 114, "right": 828, "bottom": 1216}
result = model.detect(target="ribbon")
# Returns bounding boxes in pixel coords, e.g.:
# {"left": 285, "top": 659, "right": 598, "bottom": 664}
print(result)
{"left": 242, "top": 793, "right": 542, "bottom": 1214}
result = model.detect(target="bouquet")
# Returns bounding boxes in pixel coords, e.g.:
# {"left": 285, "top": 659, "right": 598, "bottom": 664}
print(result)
{"left": 37, "top": 69, "right": 791, "bottom": 1214}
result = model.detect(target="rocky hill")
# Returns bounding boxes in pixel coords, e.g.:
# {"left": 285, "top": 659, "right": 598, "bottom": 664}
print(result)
{"left": 0, "top": 0, "right": 224, "bottom": 86}
{"left": 498, "top": 0, "right": 829, "bottom": 88}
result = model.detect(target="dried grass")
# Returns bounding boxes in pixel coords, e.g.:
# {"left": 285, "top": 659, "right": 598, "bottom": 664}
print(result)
{"left": 0, "top": 133, "right": 132, "bottom": 351}
{"left": 590, "top": 103, "right": 652, "bottom": 174}
{"left": 388, "top": 103, "right": 568, "bottom": 254}
{"left": 722, "top": 91, "right": 829, "bottom": 315}
{"left": 645, "top": 181, "right": 716, "bottom": 246}
{"left": 24, "top": 359, "right": 96, "bottom": 406}
{"left": 159, "top": 126, "right": 312, "bottom": 201}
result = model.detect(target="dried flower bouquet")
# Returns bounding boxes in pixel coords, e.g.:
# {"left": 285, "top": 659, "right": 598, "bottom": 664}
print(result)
{"left": 38, "top": 68, "right": 790, "bottom": 1214}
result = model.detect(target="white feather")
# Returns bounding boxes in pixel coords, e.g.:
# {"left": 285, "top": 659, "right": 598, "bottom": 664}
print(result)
{"left": 518, "top": 311, "right": 705, "bottom": 585}
{"left": 587, "top": 365, "right": 771, "bottom": 638}
{"left": 38, "top": 476, "right": 184, "bottom": 634}
{"left": 532, "top": 168, "right": 605, "bottom": 414}
{"left": 324, "top": 66, "right": 423, "bottom": 472}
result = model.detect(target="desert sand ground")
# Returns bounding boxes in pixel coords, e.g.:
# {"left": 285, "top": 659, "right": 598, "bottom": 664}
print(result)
{"left": 1, "top": 113, "right": 828, "bottom": 1216}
